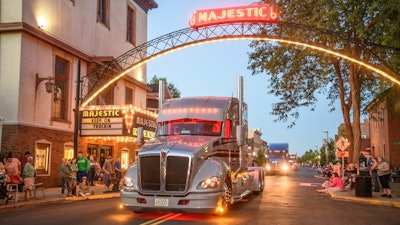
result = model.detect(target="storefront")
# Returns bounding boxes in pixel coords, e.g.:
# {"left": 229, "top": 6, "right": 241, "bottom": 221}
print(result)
{"left": 78, "top": 105, "right": 157, "bottom": 169}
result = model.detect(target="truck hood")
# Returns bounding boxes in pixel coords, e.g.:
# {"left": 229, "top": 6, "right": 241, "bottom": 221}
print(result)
{"left": 140, "top": 135, "right": 219, "bottom": 154}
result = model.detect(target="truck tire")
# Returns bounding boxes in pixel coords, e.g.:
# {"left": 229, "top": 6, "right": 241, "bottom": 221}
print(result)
{"left": 253, "top": 174, "right": 264, "bottom": 195}
{"left": 217, "top": 181, "right": 232, "bottom": 216}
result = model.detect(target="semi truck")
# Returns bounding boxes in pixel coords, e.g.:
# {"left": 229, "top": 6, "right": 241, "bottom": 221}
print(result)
{"left": 120, "top": 77, "right": 264, "bottom": 215}
{"left": 265, "top": 143, "right": 289, "bottom": 175}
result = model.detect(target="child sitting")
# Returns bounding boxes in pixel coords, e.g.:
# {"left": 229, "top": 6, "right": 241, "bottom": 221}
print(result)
{"left": 78, "top": 176, "right": 91, "bottom": 199}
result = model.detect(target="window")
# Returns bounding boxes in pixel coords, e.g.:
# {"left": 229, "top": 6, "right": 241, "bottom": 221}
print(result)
{"left": 125, "top": 87, "right": 134, "bottom": 104}
{"left": 53, "top": 56, "right": 69, "bottom": 120}
{"left": 127, "top": 6, "right": 136, "bottom": 44}
{"left": 35, "top": 141, "right": 51, "bottom": 176}
{"left": 121, "top": 148, "right": 129, "bottom": 170}
{"left": 64, "top": 143, "right": 74, "bottom": 160}
{"left": 97, "top": 0, "right": 110, "bottom": 27}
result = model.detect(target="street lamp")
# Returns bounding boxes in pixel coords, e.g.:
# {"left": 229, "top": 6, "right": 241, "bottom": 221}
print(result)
{"left": 323, "top": 131, "right": 329, "bottom": 163}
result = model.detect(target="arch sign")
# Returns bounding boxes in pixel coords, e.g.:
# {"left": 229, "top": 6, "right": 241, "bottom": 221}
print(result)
{"left": 80, "top": 3, "right": 400, "bottom": 107}
{"left": 189, "top": 4, "right": 278, "bottom": 28}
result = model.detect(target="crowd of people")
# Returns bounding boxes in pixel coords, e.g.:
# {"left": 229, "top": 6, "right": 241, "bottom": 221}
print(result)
{"left": 316, "top": 155, "right": 396, "bottom": 199}
{"left": 0, "top": 150, "right": 124, "bottom": 203}
{"left": 59, "top": 151, "right": 123, "bottom": 199}
{"left": 0, "top": 151, "right": 36, "bottom": 202}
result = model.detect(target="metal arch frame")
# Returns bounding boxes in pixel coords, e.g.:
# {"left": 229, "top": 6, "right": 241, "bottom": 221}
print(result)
{"left": 80, "top": 22, "right": 400, "bottom": 107}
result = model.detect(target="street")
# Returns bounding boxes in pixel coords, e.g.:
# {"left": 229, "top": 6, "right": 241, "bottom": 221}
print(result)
{"left": 0, "top": 167, "right": 399, "bottom": 225}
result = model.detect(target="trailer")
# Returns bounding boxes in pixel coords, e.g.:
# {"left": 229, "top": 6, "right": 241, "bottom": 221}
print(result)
{"left": 120, "top": 77, "right": 264, "bottom": 215}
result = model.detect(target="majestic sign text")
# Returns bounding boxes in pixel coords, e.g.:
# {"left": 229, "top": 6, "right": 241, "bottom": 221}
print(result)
{"left": 189, "top": 4, "right": 279, "bottom": 29}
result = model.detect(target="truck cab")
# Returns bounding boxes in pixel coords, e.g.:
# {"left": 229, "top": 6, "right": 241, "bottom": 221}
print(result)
{"left": 120, "top": 96, "right": 264, "bottom": 215}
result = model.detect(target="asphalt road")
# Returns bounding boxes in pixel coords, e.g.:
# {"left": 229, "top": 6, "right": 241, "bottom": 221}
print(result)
{"left": 0, "top": 167, "right": 399, "bottom": 225}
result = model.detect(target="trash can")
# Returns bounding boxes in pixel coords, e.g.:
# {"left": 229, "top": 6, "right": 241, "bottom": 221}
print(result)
{"left": 355, "top": 176, "right": 372, "bottom": 197}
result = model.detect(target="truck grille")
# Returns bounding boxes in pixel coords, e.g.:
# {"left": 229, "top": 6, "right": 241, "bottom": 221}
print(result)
{"left": 140, "top": 155, "right": 190, "bottom": 192}
{"left": 140, "top": 156, "right": 161, "bottom": 191}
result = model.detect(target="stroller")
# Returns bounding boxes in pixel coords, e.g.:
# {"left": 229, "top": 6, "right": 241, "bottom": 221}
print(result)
{"left": 0, "top": 174, "right": 9, "bottom": 205}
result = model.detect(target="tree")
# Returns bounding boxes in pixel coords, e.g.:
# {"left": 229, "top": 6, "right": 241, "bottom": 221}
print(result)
{"left": 148, "top": 75, "right": 181, "bottom": 98}
{"left": 255, "top": 148, "right": 266, "bottom": 166}
{"left": 248, "top": 0, "right": 400, "bottom": 163}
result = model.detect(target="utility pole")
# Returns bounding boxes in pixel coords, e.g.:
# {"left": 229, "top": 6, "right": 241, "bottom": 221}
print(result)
{"left": 73, "top": 60, "right": 81, "bottom": 158}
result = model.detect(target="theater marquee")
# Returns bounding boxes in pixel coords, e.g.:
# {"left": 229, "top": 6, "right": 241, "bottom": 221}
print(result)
{"left": 189, "top": 4, "right": 279, "bottom": 29}
{"left": 80, "top": 106, "right": 157, "bottom": 138}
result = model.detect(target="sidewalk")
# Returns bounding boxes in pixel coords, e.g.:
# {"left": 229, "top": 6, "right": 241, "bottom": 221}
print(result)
{"left": 329, "top": 182, "right": 400, "bottom": 208}
{"left": 0, "top": 183, "right": 119, "bottom": 211}
{"left": 314, "top": 174, "right": 400, "bottom": 208}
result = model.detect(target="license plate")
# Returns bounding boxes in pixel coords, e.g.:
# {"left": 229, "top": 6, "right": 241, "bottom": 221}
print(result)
{"left": 155, "top": 198, "right": 169, "bottom": 207}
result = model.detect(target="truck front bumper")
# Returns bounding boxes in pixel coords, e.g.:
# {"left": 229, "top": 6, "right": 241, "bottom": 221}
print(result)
{"left": 120, "top": 190, "right": 223, "bottom": 214}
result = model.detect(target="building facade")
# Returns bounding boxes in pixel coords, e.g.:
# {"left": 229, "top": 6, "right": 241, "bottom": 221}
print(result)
{"left": 367, "top": 87, "right": 400, "bottom": 167}
{"left": 0, "top": 0, "right": 157, "bottom": 187}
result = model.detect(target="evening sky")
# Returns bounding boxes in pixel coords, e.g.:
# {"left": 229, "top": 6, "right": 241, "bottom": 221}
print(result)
{"left": 146, "top": 0, "right": 347, "bottom": 156}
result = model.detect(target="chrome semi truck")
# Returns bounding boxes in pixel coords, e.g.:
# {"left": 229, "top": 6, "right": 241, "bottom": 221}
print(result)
{"left": 120, "top": 78, "right": 264, "bottom": 215}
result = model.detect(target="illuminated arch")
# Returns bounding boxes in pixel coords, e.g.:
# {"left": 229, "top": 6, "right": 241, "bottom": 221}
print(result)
{"left": 80, "top": 22, "right": 400, "bottom": 107}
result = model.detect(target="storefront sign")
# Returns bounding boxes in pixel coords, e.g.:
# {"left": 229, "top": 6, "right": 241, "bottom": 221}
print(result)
{"left": 80, "top": 106, "right": 157, "bottom": 138}
{"left": 189, "top": 4, "right": 279, "bottom": 29}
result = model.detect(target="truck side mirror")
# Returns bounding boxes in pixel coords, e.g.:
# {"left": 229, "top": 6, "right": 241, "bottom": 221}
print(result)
{"left": 136, "top": 127, "right": 144, "bottom": 146}
{"left": 236, "top": 125, "right": 246, "bottom": 146}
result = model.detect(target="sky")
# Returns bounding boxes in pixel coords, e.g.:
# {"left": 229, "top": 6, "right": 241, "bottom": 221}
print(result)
{"left": 146, "top": 0, "right": 344, "bottom": 156}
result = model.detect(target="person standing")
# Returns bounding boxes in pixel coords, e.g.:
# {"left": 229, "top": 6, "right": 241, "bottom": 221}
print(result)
{"left": 60, "top": 158, "right": 72, "bottom": 197}
{"left": 377, "top": 156, "right": 392, "bottom": 198}
{"left": 113, "top": 157, "right": 122, "bottom": 192}
{"left": 76, "top": 151, "right": 89, "bottom": 183}
{"left": 102, "top": 156, "right": 113, "bottom": 193}
{"left": 114, "top": 157, "right": 122, "bottom": 180}
{"left": 369, "top": 156, "right": 380, "bottom": 192}
{"left": 88, "top": 155, "right": 97, "bottom": 186}
{"left": 69, "top": 158, "right": 78, "bottom": 196}
{"left": 20, "top": 151, "right": 31, "bottom": 175}
{"left": 22, "top": 156, "right": 35, "bottom": 200}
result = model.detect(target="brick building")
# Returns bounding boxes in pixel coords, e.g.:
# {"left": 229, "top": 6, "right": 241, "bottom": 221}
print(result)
{"left": 367, "top": 87, "right": 400, "bottom": 167}
{"left": 0, "top": 0, "right": 157, "bottom": 187}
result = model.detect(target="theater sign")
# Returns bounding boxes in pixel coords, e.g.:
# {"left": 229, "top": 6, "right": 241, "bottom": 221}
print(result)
{"left": 189, "top": 4, "right": 279, "bottom": 28}
{"left": 80, "top": 105, "right": 157, "bottom": 139}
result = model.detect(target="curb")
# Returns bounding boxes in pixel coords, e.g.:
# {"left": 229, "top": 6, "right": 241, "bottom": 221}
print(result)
{"left": 65, "top": 193, "right": 120, "bottom": 201}
{"left": 329, "top": 192, "right": 400, "bottom": 208}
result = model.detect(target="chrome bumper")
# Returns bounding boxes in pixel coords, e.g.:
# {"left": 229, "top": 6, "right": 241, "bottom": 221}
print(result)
{"left": 120, "top": 190, "right": 223, "bottom": 214}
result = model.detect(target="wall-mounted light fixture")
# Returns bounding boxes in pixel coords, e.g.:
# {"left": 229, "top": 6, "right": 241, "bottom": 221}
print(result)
{"left": 36, "top": 73, "right": 55, "bottom": 93}
{"left": 38, "top": 17, "right": 46, "bottom": 29}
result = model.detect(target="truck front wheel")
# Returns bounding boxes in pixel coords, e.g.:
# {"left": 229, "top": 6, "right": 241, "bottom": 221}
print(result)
{"left": 216, "top": 182, "right": 231, "bottom": 216}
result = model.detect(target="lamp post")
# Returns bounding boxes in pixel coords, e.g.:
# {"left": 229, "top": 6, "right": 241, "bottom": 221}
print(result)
{"left": 323, "top": 131, "right": 329, "bottom": 163}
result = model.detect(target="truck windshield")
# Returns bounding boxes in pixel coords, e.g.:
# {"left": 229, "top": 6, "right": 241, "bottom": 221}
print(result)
{"left": 268, "top": 151, "right": 287, "bottom": 161}
{"left": 157, "top": 119, "right": 222, "bottom": 136}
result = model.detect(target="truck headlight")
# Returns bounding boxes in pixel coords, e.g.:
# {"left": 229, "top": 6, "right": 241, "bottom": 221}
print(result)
{"left": 282, "top": 164, "right": 288, "bottom": 171}
{"left": 198, "top": 176, "right": 220, "bottom": 190}
{"left": 265, "top": 164, "right": 271, "bottom": 170}
{"left": 124, "top": 176, "right": 134, "bottom": 187}
{"left": 123, "top": 175, "right": 137, "bottom": 191}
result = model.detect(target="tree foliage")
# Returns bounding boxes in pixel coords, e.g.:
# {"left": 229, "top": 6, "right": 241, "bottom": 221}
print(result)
{"left": 248, "top": 0, "right": 400, "bottom": 162}
{"left": 148, "top": 75, "right": 181, "bottom": 98}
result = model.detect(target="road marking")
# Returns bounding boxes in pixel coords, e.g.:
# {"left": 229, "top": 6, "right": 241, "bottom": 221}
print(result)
{"left": 299, "top": 183, "right": 320, "bottom": 187}
{"left": 140, "top": 213, "right": 182, "bottom": 225}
